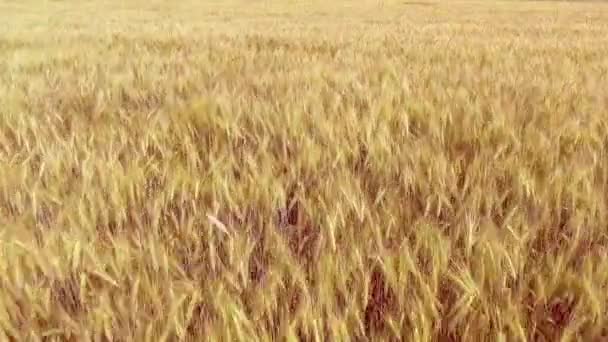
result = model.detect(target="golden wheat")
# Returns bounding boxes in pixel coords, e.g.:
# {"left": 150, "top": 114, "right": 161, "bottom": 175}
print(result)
{"left": 1, "top": 0, "right": 608, "bottom": 340}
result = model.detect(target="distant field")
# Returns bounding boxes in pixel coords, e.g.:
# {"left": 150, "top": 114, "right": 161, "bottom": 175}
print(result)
{"left": 1, "top": 0, "right": 608, "bottom": 340}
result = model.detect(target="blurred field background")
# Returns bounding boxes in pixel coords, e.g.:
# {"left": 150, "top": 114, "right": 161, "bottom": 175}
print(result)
{"left": 1, "top": 0, "right": 608, "bottom": 340}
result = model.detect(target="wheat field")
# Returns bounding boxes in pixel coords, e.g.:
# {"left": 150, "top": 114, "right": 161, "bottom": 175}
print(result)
{"left": 1, "top": 0, "right": 608, "bottom": 340}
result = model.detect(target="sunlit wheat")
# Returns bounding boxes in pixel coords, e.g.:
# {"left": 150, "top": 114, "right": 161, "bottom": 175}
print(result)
{"left": 1, "top": 0, "right": 608, "bottom": 340}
